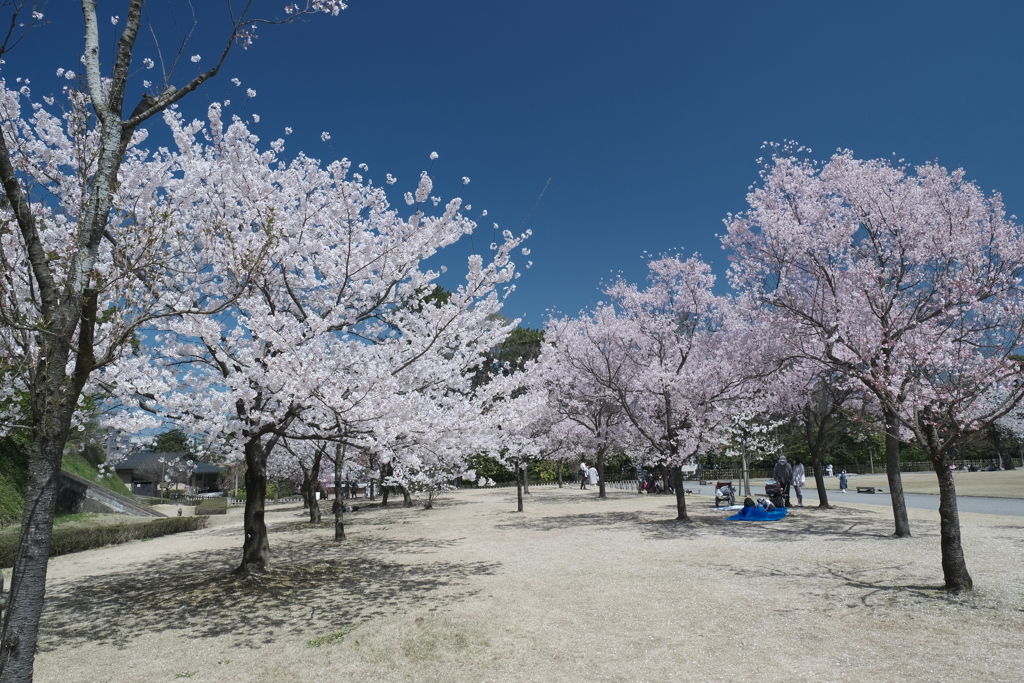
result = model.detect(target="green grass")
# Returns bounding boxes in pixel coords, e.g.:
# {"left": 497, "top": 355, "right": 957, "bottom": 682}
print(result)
{"left": 61, "top": 451, "right": 132, "bottom": 497}
{"left": 195, "top": 497, "right": 228, "bottom": 515}
{"left": 307, "top": 626, "right": 357, "bottom": 648}
{"left": 53, "top": 512, "right": 101, "bottom": 525}
{"left": 0, "top": 437, "right": 29, "bottom": 527}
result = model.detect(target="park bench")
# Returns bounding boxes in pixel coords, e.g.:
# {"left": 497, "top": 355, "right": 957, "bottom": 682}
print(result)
{"left": 714, "top": 481, "right": 735, "bottom": 508}
{"left": 856, "top": 486, "right": 881, "bottom": 494}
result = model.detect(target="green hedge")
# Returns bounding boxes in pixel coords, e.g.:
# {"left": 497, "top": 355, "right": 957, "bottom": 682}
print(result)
{"left": 195, "top": 498, "right": 227, "bottom": 515}
{"left": 0, "top": 516, "right": 209, "bottom": 568}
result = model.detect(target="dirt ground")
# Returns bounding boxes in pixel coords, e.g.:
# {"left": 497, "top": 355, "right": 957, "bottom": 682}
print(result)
{"left": 25, "top": 485, "right": 1024, "bottom": 683}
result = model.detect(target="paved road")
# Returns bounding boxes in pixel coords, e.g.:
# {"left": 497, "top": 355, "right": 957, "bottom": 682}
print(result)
{"left": 676, "top": 482, "right": 1024, "bottom": 517}
{"left": 799, "top": 487, "right": 1024, "bottom": 517}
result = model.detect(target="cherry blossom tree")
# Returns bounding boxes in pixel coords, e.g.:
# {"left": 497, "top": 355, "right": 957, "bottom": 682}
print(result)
{"left": 718, "top": 410, "right": 785, "bottom": 498}
{"left": 790, "top": 368, "right": 862, "bottom": 509}
{"left": 0, "top": 3, "right": 345, "bottom": 677}
{"left": 547, "top": 255, "right": 745, "bottom": 520}
{"left": 535, "top": 329, "right": 628, "bottom": 500}
{"left": 104, "top": 105, "right": 528, "bottom": 571}
{"left": 280, "top": 438, "right": 328, "bottom": 523}
{"left": 724, "top": 148, "right": 1024, "bottom": 591}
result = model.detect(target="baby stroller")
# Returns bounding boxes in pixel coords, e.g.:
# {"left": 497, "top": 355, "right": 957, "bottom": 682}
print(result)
{"left": 764, "top": 481, "right": 786, "bottom": 509}
{"left": 714, "top": 482, "right": 735, "bottom": 508}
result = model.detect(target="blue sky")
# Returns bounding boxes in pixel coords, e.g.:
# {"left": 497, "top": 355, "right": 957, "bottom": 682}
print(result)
{"left": 10, "top": 1, "right": 1024, "bottom": 328}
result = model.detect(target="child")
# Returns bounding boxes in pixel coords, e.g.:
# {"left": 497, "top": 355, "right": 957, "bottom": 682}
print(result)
{"left": 839, "top": 470, "right": 848, "bottom": 493}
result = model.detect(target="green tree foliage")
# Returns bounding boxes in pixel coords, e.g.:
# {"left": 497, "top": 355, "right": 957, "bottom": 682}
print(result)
{"left": 152, "top": 430, "right": 191, "bottom": 453}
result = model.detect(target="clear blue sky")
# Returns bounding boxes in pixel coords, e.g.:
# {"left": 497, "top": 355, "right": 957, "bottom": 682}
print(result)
{"left": 10, "top": 1, "right": 1024, "bottom": 328}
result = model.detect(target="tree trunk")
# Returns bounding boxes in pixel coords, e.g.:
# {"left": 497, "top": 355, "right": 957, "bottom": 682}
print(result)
{"left": 883, "top": 406, "right": 912, "bottom": 538}
{"left": 809, "top": 444, "right": 831, "bottom": 509}
{"left": 378, "top": 462, "right": 389, "bottom": 505}
{"left": 523, "top": 462, "right": 530, "bottom": 494}
{"left": 672, "top": 466, "right": 688, "bottom": 522}
{"left": 300, "top": 449, "right": 323, "bottom": 524}
{"left": 0, "top": 434, "right": 64, "bottom": 683}
{"left": 931, "top": 451, "right": 973, "bottom": 591}
{"left": 0, "top": 291, "right": 92, "bottom": 682}
{"left": 516, "top": 465, "right": 524, "bottom": 512}
{"left": 238, "top": 441, "right": 271, "bottom": 573}
{"left": 402, "top": 488, "right": 412, "bottom": 507}
{"left": 741, "top": 450, "right": 751, "bottom": 497}
{"left": 305, "top": 484, "right": 321, "bottom": 523}
{"left": 380, "top": 462, "right": 392, "bottom": 507}
{"left": 333, "top": 444, "right": 346, "bottom": 541}
{"left": 556, "top": 460, "right": 563, "bottom": 488}
{"left": 597, "top": 447, "right": 607, "bottom": 499}
{"left": 991, "top": 426, "right": 1015, "bottom": 470}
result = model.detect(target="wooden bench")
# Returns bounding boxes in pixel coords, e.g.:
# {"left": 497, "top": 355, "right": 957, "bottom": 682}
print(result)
{"left": 856, "top": 486, "right": 879, "bottom": 493}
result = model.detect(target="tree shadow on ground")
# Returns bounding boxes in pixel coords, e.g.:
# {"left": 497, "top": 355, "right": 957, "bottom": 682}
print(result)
{"left": 718, "top": 561, "right": 968, "bottom": 611}
{"left": 495, "top": 505, "right": 929, "bottom": 545}
{"left": 39, "top": 531, "right": 497, "bottom": 652}
{"left": 494, "top": 510, "right": 654, "bottom": 532}
{"left": 636, "top": 506, "right": 935, "bottom": 542}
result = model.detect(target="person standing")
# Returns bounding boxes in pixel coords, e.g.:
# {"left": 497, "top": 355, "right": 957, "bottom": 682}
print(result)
{"left": 588, "top": 464, "right": 599, "bottom": 488}
{"left": 791, "top": 457, "right": 806, "bottom": 507}
{"left": 773, "top": 455, "right": 793, "bottom": 507}
{"left": 579, "top": 462, "right": 588, "bottom": 490}
{"left": 826, "top": 463, "right": 833, "bottom": 478}
{"left": 839, "top": 469, "right": 848, "bottom": 493}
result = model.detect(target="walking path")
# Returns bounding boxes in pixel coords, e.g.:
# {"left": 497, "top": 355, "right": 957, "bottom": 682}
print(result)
{"left": 799, "top": 487, "right": 1024, "bottom": 517}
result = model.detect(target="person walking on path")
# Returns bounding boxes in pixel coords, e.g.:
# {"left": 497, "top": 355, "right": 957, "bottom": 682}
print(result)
{"left": 839, "top": 469, "right": 848, "bottom": 493}
{"left": 588, "top": 465, "right": 599, "bottom": 488}
{"left": 773, "top": 455, "right": 793, "bottom": 507}
{"left": 579, "top": 462, "right": 588, "bottom": 490}
{"left": 791, "top": 457, "right": 806, "bottom": 507}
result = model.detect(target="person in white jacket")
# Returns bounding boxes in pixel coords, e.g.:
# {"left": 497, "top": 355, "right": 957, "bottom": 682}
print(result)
{"left": 588, "top": 465, "right": 599, "bottom": 487}
{"left": 791, "top": 457, "right": 806, "bottom": 507}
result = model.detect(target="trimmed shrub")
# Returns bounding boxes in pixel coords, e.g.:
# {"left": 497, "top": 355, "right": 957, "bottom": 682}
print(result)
{"left": 0, "top": 516, "right": 209, "bottom": 567}
{"left": 195, "top": 498, "right": 228, "bottom": 515}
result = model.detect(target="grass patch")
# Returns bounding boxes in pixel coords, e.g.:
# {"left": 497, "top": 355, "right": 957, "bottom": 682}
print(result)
{"left": 53, "top": 512, "right": 101, "bottom": 526}
{"left": 307, "top": 626, "right": 357, "bottom": 648}
{"left": 195, "top": 498, "right": 228, "bottom": 515}
{"left": 0, "top": 515, "right": 209, "bottom": 568}
{"left": 0, "top": 437, "right": 29, "bottom": 527}
{"left": 61, "top": 451, "right": 131, "bottom": 497}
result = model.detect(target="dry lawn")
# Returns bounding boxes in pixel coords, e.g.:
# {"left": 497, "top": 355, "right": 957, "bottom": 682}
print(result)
{"left": 826, "top": 469, "right": 1024, "bottom": 498}
{"left": 26, "top": 486, "right": 1024, "bottom": 683}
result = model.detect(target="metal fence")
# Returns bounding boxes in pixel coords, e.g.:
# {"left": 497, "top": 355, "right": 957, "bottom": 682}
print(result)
{"left": 223, "top": 495, "right": 303, "bottom": 507}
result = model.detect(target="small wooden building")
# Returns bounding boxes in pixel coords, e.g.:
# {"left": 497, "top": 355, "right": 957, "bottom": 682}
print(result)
{"left": 115, "top": 451, "right": 222, "bottom": 497}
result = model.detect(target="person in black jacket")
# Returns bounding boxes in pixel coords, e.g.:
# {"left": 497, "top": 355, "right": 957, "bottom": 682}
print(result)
{"left": 773, "top": 455, "right": 793, "bottom": 508}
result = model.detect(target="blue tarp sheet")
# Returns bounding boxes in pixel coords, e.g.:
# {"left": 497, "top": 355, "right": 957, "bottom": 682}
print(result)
{"left": 727, "top": 506, "right": 788, "bottom": 521}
